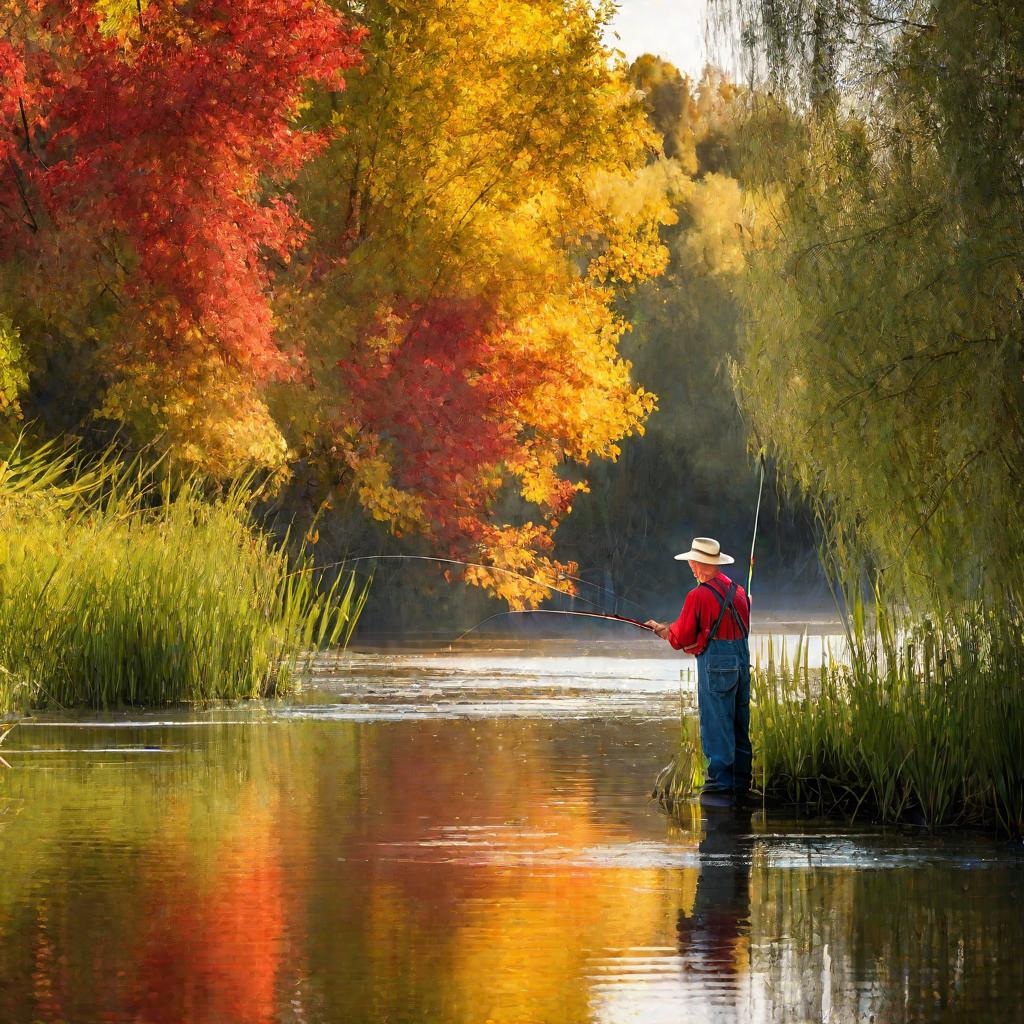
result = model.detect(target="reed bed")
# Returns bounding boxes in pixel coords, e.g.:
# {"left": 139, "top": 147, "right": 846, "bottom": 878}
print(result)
{"left": 654, "top": 595, "right": 1024, "bottom": 836}
{"left": 652, "top": 713, "right": 704, "bottom": 813}
{"left": 0, "top": 440, "right": 367, "bottom": 712}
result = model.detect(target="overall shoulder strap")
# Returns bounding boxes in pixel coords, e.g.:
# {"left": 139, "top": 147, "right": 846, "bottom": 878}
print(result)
{"left": 702, "top": 580, "right": 736, "bottom": 644}
{"left": 700, "top": 580, "right": 748, "bottom": 641}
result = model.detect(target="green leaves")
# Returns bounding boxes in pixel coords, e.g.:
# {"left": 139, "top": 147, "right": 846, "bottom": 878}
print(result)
{"left": 717, "top": 0, "right": 1024, "bottom": 604}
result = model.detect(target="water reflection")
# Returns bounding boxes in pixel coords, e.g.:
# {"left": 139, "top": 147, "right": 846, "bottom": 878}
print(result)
{"left": 677, "top": 806, "right": 754, "bottom": 986}
{"left": 0, "top": 646, "right": 1020, "bottom": 1023}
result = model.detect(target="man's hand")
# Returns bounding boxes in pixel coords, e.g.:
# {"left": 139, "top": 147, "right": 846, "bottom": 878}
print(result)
{"left": 645, "top": 620, "right": 671, "bottom": 641}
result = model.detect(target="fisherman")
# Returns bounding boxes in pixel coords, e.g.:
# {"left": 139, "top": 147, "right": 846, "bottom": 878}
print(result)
{"left": 645, "top": 537, "right": 752, "bottom": 806}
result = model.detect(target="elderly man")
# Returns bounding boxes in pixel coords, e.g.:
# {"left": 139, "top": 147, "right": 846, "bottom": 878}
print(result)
{"left": 646, "top": 537, "right": 752, "bottom": 804}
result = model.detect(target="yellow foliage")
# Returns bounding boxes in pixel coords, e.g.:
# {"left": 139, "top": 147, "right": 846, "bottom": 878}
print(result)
{"left": 279, "top": 0, "right": 669, "bottom": 605}
{"left": 341, "top": 438, "right": 428, "bottom": 536}
{"left": 0, "top": 314, "right": 27, "bottom": 420}
{"left": 464, "top": 523, "right": 577, "bottom": 612}
{"left": 585, "top": 158, "right": 689, "bottom": 284}
{"left": 675, "top": 173, "right": 779, "bottom": 277}
{"left": 676, "top": 172, "right": 745, "bottom": 275}
{"left": 94, "top": 0, "right": 149, "bottom": 38}
{"left": 100, "top": 350, "right": 289, "bottom": 479}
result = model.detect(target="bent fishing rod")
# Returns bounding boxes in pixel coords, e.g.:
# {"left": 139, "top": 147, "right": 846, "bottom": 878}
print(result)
{"left": 295, "top": 463, "right": 768, "bottom": 643}
{"left": 300, "top": 554, "right": 656, "bottom": 644}
{"left": 295, "top": 553, "right": 645, "bottom": 615}
{"left": 461, "top": 454, "right": 768, "bottom": 639}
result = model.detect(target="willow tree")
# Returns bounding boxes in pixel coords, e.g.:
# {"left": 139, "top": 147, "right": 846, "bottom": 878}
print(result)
{"left": 712, "top": 0, "right": 1024, "bottom": 602}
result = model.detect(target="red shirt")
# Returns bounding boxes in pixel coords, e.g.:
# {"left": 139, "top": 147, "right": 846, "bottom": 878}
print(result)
{"left": 667, "top": 572, "right": 750, "bottom": 655}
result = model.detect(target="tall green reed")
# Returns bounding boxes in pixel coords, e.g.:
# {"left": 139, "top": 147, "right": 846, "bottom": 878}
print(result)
{"left": 0, "top": 439, "right": 368, "bottom": 711}
{"left": 652, "top": 714, "right": 705, "bottom": 812}
{"left": 755, "top": 590, "right": 1024, "bottom": 835}
{"left": 654, "top": 587, "right": 1024, "bottom": 836}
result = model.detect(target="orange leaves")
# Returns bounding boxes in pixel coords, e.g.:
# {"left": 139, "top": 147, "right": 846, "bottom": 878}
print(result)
{"left": 464, "top": 522, "right": 579, "bottom": 611}
{"left": 337, "top": 290, "right": 652, "bottom": 607}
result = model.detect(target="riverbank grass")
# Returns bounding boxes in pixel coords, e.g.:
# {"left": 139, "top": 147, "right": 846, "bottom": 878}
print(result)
{"left": 654, "top": 598, "right": 1024, "bottom": 836}
{"left": 0, "top": 442, "right": 366, "bottom": 712}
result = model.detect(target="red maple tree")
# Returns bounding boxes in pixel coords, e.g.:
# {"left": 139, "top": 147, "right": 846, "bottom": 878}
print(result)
{"left": 340, "top": 298, "right": 571, "bottom": 545}
{"left": 1, "top": 0, "right": 364, "bottom": 378}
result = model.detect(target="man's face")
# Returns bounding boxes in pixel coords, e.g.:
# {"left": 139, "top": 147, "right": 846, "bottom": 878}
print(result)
{"left": 688, "top": 560, "right": 715, "bottom": 582}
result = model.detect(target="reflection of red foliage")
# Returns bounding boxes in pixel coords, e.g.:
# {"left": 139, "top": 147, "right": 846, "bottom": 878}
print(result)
{"left": 30, "top": 907, "right": 66, "bottom": 1024}
{"left": 1, "top": 0, "right": 363, "bottom": 378}
{"left": 130, "top": 834, "right": 286, "bottom": 1024}
{"left": 340, "top": 299, "right": 557, "bottom": 541}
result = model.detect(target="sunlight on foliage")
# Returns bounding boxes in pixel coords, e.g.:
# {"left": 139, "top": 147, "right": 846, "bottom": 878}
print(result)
{"left": 100, "top": 350, "right": 290, "bottom": 478}
{"left": 274, "top": 0, "right": 669, "bottom": 604}
{"left": 0, "top": 314, "right": 28, "bottom": 418}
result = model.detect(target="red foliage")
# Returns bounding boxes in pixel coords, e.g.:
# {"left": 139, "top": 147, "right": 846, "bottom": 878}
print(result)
{"left": 1, "top": 0, "right": 364, "bottom": 378}
{"left": 0, "top": 42, "right": 28, "bottom": 165}
{"left": 340, "top": 298, "right": 561, "bottom": 542}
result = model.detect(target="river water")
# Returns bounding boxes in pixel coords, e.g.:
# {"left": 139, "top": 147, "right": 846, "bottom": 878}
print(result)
{"left": 0, "top": 637, "right": 1021, "bottom": 1023}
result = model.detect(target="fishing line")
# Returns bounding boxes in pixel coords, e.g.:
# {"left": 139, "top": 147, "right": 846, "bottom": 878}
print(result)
{"left": 297, "top": 553, "right": 640, "bottom": 614}
{"left": 291, "top": 467, "right": 771, "bottom": 647}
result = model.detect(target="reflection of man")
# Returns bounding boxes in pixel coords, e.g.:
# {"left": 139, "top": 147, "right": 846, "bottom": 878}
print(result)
{"left": 645, "top": 537, "right": 752, "bottom": 805}
{"left": 676, "top": 804, "right": 754, "bottom": 975}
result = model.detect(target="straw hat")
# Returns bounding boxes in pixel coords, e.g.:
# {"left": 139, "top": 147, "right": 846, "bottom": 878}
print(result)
{"left": 674, "top": 536, "right": 734, "bottom": 565}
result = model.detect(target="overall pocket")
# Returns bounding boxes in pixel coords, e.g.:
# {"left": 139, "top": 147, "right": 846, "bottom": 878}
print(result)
{"left": 706, "top": 653, "right": 740, "bottom": 694}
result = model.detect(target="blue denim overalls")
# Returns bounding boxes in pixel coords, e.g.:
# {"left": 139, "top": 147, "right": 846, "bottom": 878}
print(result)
{"left": 695, "top": 580, "right": 752, "bottom": 795}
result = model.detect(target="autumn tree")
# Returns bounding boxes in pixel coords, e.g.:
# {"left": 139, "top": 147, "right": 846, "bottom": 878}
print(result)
{"left": 0, "top": 0, "right": 363, "bottom": 471}
{"left": 271, "top": 0, "right": 670, "bottom": 606}
{"left": 1, "top": 0, "right": 675, "bottom": 610}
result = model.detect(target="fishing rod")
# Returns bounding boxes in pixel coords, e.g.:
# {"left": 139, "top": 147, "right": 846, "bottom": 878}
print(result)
{"left": 451, "top": 608, "right": 655, "bottom": 645}
{"left": 296, "top": 474, "right": 772, "bottom": 645}
{"left": 300, "top": 553, "right": 643, "bottom": 614}
{"left": 748, "top": 452, "right": 766, "bottom": 601}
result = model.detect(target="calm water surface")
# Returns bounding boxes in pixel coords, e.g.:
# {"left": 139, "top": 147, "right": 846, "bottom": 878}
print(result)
{"left": 0, "top": 637, "right": 1021, "bottom": 1023}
